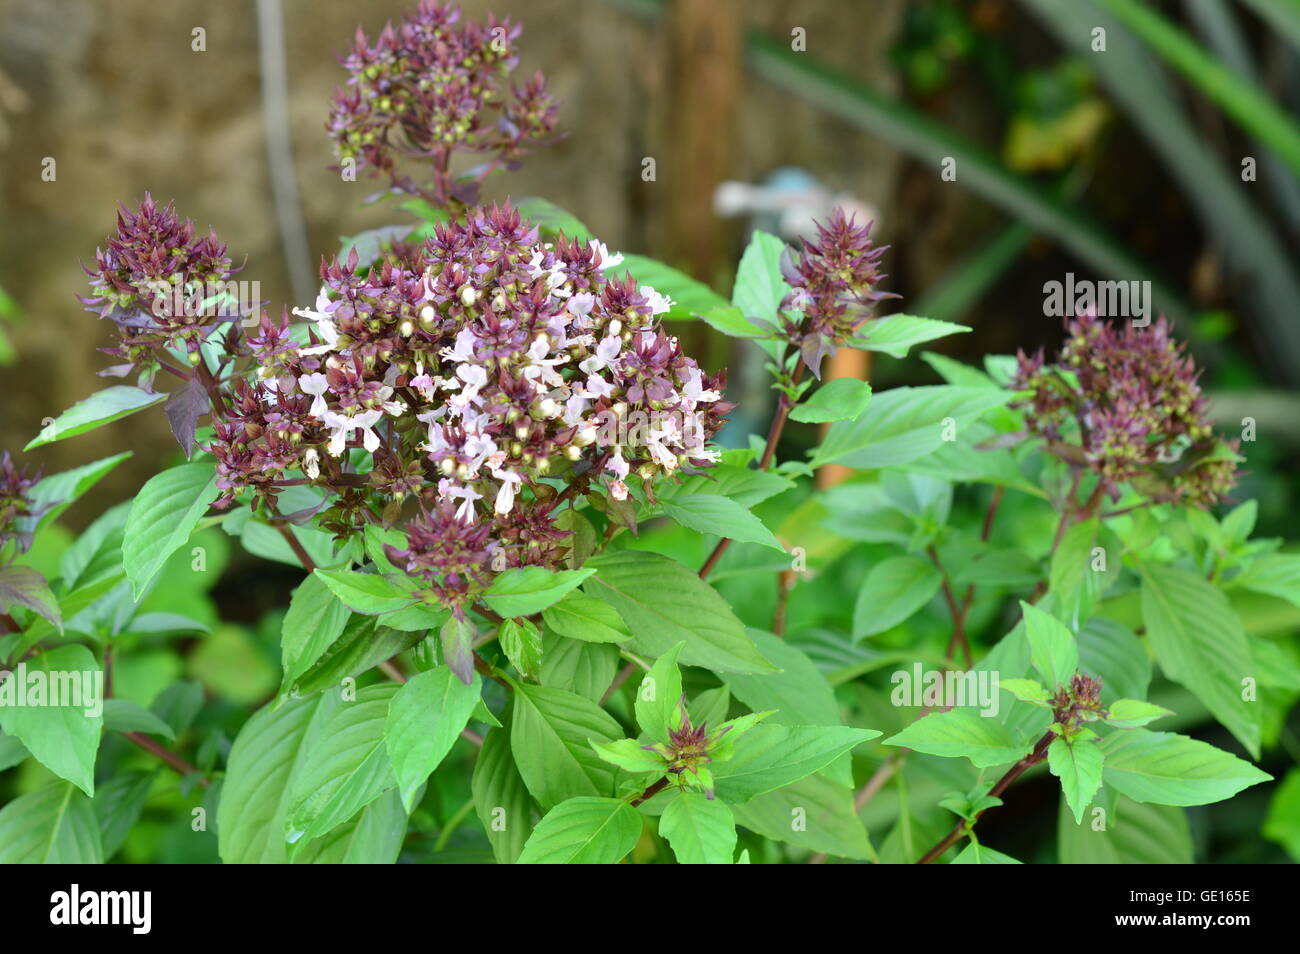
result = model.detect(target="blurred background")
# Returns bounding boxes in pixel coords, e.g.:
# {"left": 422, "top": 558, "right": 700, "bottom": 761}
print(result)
{"left": 0, "top": 0, "right": 1298, "bottom": 861}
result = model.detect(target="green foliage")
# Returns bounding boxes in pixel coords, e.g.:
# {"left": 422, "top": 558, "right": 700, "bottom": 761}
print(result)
{"left": 25, "top": 387, "right": 166, "bottom": 451}
{"left": 1, "top": 0, "right": 1293, "bottom": 870}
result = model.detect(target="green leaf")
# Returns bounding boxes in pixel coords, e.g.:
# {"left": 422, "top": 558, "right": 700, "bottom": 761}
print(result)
{"left": 634, "top": 642, "right": 684, "bottom": 744}
{"left": 482, "top": 567, "right": 596, "bottom": 618}
{"left": 0, "top": 730, "right": 28, "bottom": 772}
{"left": 730, "top": 230, "right": 790, "bottom": 325}
{"left": 292, "top": 618, "right": 422, "bottom": 697}
{"left": 848, "top": 313, "right": 970, "bottom": 359}
{"left": 699, "top": 305, "right": 770, "bottom": 339}
{"left": 537, "top": 632, "right": 619, "bottom": 702}
{"left": 999, "top": 678, "right": 1051, "bottom": 705}
{"left": 556, "top": 508, "right": 598, "bottom": 569}
{"left": 1021, "top": 602, "right": 1079, "bottom": 689}
{"left": 883, "top": 709, "right": 1029, "bottom": 769}
{"left": 590, "top": 737, "right": 667, "bottom": 774}
{"left": 101, "top": 699, "right": 176, "bottom": 740}
{"left": 921, "top": 351, "right": 998, "bottom": 389}
{"left": 713, "top": 725, "right": 879, "bottom": 803}
{"left": 285, "top": 684, "right": 400, "bottom": 851}
{"left": 583, "top": 550, "right": 776, "bottom": 674}
{"left": 122, "top": 461, "right": 220, "bottom": 600}
{"left": 659, "top": 790, "right": 737, "bottom": 864}
{"left": 0, "top": 782, "right": 103, "bottom": 862}
{"left": 281, "top": 573, "right": 352, "bottom": 692}
{"left": 93, "top": 771, "right": 155, "bottom": 859}
{"left": 338, "top": 224, "right": 417, "bottom": 264}
{"left": 313, "top": 568, "right": 417, "bottom": 616}
{"left": 810, "top": 386, "right": 1010, "bottom": 469}
{"left": 516, "top": 796, "right": 642, "bottom": 864}
{"left": 730, "top": 774, "right": 872, "bottom": 860}
{"left": 1231, "top": 553, "right": 1300, "bottom": 608}
{"left": 385, "top": 666, "right": 482, "bottom": 810}
{"left": 1099, "top": 730, "right": 1271, "bottom": 806}
{"left": 655, "top": 462, "right": 794, "bottom": 509}
{"left": 852, "top": 555, "right": 942, "bottom": 639}
{"left": 950, "top": 842, "right": 1022, "bottom": 864}
{"left": 509, "top": 683, "right": 623, "bottom": 810}
{"left": 238, "top": 517, "right": 340, "bottom": 570}
{"left": 24, "top": 386, "right": 165, "bottom": 450}
{"left": 378, "top": 602, "right": 448, "bottom": 632}
{"left": 472, "top": 712, "right": 534, "bottom": 864}
{"left": 1078, "top": 617, "right": 1150, "bottom": 704}
{"left": 76, "top": 511, "right": 135, "bottom": 626}
{"left": 19, "top": 451, "right": 132, "bottom": 535}
{"left": 660, "top": 494, "right": 785, "bottom": 551}
{"left": 0, "top": 565, "right": 61, "bottom": 632}
{"left": 541, "top": 592, "right": 630, "bottom": 644}
{"left": 290, "top": 789, "right": 408, "bottom": 864}
{"left": 790, "top": 378, "right": 872, "bottom": 424}
{"left": 1057, "top": 793, "right": 1192, "bottom": 863}
{"left": 722, "top": 630, "right": 843, "bottom": 731}
{"left": 1104, "top": 698, "right": 1174, "bottom": 729}
{"left": 498, "top": 617, "right": 544, "bottom": 677}
{"left": 898, "top": 420, "right": 1039, "bottom": 495}
{"left": 513, "top": 197, "right": 593, "bottom": 242}
{"left": 1048, "top": 518, "right": 1121, "bottom": 625}
{"left": 619, "top": 253, "right": 728, "bottom": 321}
{"left": 219, "top": 693, "right": 335, "bottom": 863}
{"left": 0, "top": 644, "right": 102, "bottom": 795}
{"left": 1262, "top": 767, "right": 1300, "bottom": 862}
{"left": 1048, "top": 737, "right": 1104, "bottom": 824}
{"left": 1139, "top": 563, "right": 1260, "bottom": 757}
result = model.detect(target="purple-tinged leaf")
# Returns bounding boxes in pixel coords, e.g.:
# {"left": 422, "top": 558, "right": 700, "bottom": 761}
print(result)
{"left": 440, "top": 615, "right": 475, "bottom": 686}
{"left": 164, "top": 376, "right": 210, "bottom": 460}
{"left": 0, "top": 565, "right": 62, "bottom": 633}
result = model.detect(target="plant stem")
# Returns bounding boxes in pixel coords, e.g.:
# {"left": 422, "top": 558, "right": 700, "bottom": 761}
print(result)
{"left": 929, "top": 545, "right": 972, "bottom": 668}
{"left": 772, "top": 568, "right": 795, "bottom": 636}
{"left": 122, "top": 731, "right": 209, "bottom": 788}
{"left": 631, "top": 776, "right": 670, "bottom": 807}
{"left": 193, "top": 360, "right": 228, "bottom": 418}
{"left": 433, "top": 796, "right": 476, "bottom": 852}
{"left": 915, "top": 730, "right": 1054, "bottom": 864}
{"left": 951, "top": 487, "right": 1005, "bottom": 662}
{"left": 274, "top": 522, "right": 317, "bottom": 572}
{"left": 699, "top": 365, "right": 805, "bottom": 579}
{"left": 600, "top": 661, "right": 638, "bottom": 705}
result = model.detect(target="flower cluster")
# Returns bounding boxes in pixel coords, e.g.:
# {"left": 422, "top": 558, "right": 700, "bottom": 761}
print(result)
{"left": 327, "top": 0, "right": 558, "bottom": 205}
{"left": 0, "top": 452, "right": 42, "bottom": 561}
{"left": 640, "top": 700, "right": 735, "bottom": 798}
{"left": 80, "top": 193, "right": 238, "bottom": 377}
{"left": 1012, "top": 314, "right": 1239, "bottom": 506}
{"left": 1049, "top": 673, "right": 1107, "bottom": 734}
{"left": 779, "top": 208, "right": 896, "bottom": 376}
{"left": 210, "top": 200, "right": 731, "bottom": 608}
